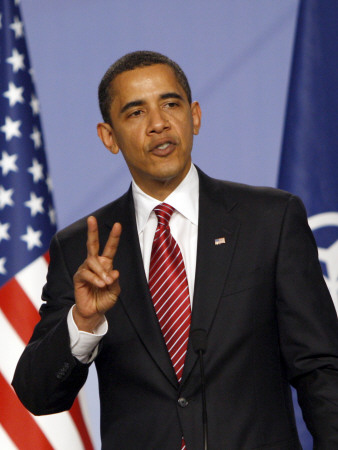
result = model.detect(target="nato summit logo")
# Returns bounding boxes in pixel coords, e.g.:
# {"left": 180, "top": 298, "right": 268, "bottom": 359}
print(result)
{"left": 308, "top": 212, "right": 338, "bottom": 312}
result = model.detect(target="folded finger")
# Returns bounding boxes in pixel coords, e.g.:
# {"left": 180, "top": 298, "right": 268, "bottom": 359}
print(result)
{"left": 74, "top": 266, "right": 106, "bottom": 288}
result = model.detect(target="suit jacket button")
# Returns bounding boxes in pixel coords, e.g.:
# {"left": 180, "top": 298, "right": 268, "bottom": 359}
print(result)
{"left": 178, "top": 397, "right": 189, "bottom": 408}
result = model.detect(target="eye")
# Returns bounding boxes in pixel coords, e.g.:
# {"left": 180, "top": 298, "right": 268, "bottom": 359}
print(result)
{"left": 128, "top": 109, "right": 143, "bottom": 118}
{"left": 164, "top": 101, "right": 179, "bottom": 109}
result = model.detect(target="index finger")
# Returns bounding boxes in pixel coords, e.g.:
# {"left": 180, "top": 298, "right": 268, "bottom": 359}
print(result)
{"left": 86, "top": 215, "right": 100, "bottom": 257}
{"left": 101, "top": 222, "right": 122, "bottom": 260}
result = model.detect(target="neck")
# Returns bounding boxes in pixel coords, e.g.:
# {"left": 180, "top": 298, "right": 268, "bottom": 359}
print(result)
{"left": 133, "top": 166, "right": 191, "bottom": 201}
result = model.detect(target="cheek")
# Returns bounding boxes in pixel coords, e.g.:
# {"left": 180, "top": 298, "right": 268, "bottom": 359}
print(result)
{"left": 115, "top": 127, "right": 138, "bottom": 150}
{"left": 120, "top": 136, "right": 146, "bottom": 163}
{"left": 179, "top": 128, "right": 194, "bottom": 151}
{"left": 175, "top": 118, "right": 194, "bottom": 141}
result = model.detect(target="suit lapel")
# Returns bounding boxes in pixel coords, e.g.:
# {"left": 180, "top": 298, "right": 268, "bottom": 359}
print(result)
{"left": 181, "top": 170, "right": 240, "bottom": 385}
{"left": 105, "top": 189, "right": 178, "bottom": 388}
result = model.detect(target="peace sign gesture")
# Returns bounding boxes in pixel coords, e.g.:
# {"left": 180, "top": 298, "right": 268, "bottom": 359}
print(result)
{"left": 72, "top": 216, "right": 122, "bottom": 332}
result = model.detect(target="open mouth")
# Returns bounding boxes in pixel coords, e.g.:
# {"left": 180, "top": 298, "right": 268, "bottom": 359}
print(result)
{"left": 156, "top": 142, "right": 171, "bottom": 150}
{"left": 151, "top": 140, "right": 176, "bottom": 156}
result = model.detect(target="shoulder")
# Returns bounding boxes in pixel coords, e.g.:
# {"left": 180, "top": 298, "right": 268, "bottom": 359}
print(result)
{"left": 46, "top": 189, "right": 132, "bottom": 274}
{"left": 198, "top": 166, "right": 296, "bottom": 202}
{"left": 54, "top": 189, "right": 131, "bottom": 246}
{"left": 196, "top": 166, "right": 306, "bottom": 220}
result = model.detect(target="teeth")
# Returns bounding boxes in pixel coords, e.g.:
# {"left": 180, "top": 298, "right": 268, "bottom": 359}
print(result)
{"left": 157, "top": 142, "right": 170, "bottom": 150}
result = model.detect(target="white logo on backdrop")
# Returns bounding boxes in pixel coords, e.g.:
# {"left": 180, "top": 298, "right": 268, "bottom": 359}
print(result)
{"left": 308, "top": 212, "right": 338, "bottom": 313}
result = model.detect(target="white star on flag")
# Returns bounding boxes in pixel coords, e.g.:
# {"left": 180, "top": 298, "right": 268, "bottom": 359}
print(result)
{"left": 30, "top": 126, "right": 42, "bottom": 149}
{"left": 48, "top": 205, "right": 56, "bottom": 225}
{"left": 24, "top": 192, "right": 44, "bottom": 216}
{"left": 3, "top": 81, "right": 24, "bottom": 107}
{"left": 20, "top": 225, "right": 42, "bottom": 250}
{"left": 27, "top": 158, "right": 44, "bottom": 182}
{"left": 28, "top": 67, "right": 35, "bottom": 82}
{"left": 0, "top": 151, "right": 19, "bottom": 175}
{"left": 10, "top": 16, "right": 24, "bottom": 38}
{"left": 30, "top": 94, "right": 39, "bottom": 115}
{"left": 0, "top": 257, "right": 7, "bottom": 275}
{"left": 1, "top": 116, "right": 22, "bottom": 141}
{"left": 46, "top": 174, "right": 53, "bottom": 192}
{"left": 0, "top": 185, "right": 14, "bottom": 209}
{"left": 6, "top": 47, "right": 25, "bottom": 72}
{"left": 0, "top": 222, "right": 10, "bottom": 242}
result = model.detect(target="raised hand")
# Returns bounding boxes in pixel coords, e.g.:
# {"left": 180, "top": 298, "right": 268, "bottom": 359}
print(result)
{"left": 72, "top": 215, "right": 122, "bottom": 332}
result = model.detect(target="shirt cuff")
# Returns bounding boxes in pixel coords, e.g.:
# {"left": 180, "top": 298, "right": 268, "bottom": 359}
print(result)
{"left": 67, "top": 305, "right": 108, "bottom": 363}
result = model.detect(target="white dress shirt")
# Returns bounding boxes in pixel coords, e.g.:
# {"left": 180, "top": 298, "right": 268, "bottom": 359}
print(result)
{"left": 68, "top": 164, "right": 199, "bottom": 363}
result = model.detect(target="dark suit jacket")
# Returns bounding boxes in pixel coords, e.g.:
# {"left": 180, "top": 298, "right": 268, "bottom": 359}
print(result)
{"left": 13, "top": 168, "right": 338, "bottom": 449}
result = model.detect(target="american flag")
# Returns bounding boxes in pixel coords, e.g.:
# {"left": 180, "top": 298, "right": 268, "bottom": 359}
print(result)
{"left": 0, "top": 1, "right": 94, "bottom": 448}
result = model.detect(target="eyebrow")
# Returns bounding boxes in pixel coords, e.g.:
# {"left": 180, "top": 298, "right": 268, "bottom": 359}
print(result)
{"left": 160, "top": 92, "right": 184, "bottom": 101}
{"left": 120, "top": 100, "right": 144, "bottom": 115}
{"left": 120, "top": 92, "right": 185, "bottom": 115}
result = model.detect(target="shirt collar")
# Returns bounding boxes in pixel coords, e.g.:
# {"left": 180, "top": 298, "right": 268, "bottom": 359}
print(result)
{"left": 132, "top": 164, "right": 199, "bottom": 234}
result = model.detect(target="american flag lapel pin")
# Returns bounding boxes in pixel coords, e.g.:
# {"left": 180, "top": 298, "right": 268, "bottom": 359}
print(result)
{"left": 214, "top": 237, "right": 226, "bottom": 245}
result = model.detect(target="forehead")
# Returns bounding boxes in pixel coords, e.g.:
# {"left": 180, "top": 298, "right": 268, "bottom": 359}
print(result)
{"left": 109, "top": 64, "right": 186, "bottom": 106}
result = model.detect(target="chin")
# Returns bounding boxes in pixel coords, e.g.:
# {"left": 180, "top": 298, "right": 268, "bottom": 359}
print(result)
{"left": 155, "top": 159, "right": 190, "bottom": 179}
{"left": 154, "top": 167, "right": 184, "bottom": 183}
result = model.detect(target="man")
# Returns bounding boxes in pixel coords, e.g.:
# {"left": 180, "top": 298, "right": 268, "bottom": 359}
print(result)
{"left": 13, "top": 51, "right": 338, "bottom": 449}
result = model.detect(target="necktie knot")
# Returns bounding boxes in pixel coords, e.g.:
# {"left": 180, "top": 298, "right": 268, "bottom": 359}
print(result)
{"left": 154, "top": 203, "right": 175, "bottom": 228}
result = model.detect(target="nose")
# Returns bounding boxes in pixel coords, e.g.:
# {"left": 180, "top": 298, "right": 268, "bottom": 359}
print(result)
{"left": 146, "top": 108, "right": 170, "bottom": 134}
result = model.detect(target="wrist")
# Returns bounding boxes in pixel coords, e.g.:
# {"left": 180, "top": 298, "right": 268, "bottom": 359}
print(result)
{"left": 72, "top": 305, "right": 105, "bottom": 333}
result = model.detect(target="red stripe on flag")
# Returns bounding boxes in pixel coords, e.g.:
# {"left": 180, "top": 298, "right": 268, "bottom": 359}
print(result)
{"left": 0, "top": 373, "right": 53, "bottom": 450}
{"left": 43, "top": 251, "right": 50, "bottom": 265}
{"left": 0, "top": 278, "right": 40, "bottom": 345}
{"left": 70, "top": 399, "right": 94, "bottom": 450}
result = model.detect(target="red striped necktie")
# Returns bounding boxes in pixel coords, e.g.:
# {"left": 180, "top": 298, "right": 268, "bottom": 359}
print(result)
{"left": 149, "top": 203, "right": 191, "bottom": 383}
{"left": 149, "top": 203, "right": 190, "bottom": 449}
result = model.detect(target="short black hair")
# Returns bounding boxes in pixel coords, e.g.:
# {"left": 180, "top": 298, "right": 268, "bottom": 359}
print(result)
{"left": 98, "top": 50, "right": 192, "bottom": 125}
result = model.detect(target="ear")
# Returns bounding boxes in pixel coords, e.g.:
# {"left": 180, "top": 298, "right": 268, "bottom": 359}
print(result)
{"left": 190, "top": 101, "right": 202, "bottom": 135}
{"left": 97, "top": 122, "right": 119, "bottom": 154}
